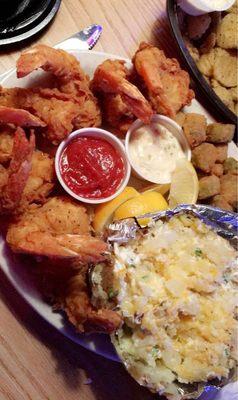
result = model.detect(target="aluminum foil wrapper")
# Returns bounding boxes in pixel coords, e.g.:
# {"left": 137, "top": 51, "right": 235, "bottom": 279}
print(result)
{"left": 108, "top": 204, "right": 238, "bottom": 249}
{"left": 107, "top": 204, "right": 238, "bottom": 400}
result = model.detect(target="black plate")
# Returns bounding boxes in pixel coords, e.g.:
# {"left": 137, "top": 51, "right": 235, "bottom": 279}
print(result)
{"left": 167, "top": 0, "right": 237, "bottom": 129}
{"left": 0, "top": 0, "right": 61, "bottom": 46}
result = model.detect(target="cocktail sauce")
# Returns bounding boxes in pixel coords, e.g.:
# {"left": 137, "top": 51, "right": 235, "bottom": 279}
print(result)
{"left": 60, "top": 136, "right": 125, "bottom": 199}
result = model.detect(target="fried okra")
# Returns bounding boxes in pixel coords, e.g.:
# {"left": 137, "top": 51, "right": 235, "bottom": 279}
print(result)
{"left": 223, "top": 157, "right": 238, "bottom": 175}
{"left": 216, "top": 13, "right": 238, "bottom": 49}
{"left": 198, "top": 175, "right": 220, "bottom": 199}
{"left": 216, "top": 144, "right": 228, "bottom": 163}
{"left": 210, "top": 195, "right": 233, "bottom": 211}
{"left": 211, "top": 163, "right": 224, "bottom": 177}
{"left": 220, "top": 173, "right": 238, "bottom": 209}
{"left": 173, "top": 111, "right": 186, "bottom": 127}
{"left": 192, "top": 142, "right": 217, "bottom": 173}
{"left": 206, "top": 123, "right": 235, "bottom": 143}
{"left": 183, "top": 113, "right": 207, "bottom": 148}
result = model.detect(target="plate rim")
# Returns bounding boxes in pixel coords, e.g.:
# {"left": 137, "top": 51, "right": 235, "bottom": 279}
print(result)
{"left": 0, "top": 48, "right": 237, "bottom": 362}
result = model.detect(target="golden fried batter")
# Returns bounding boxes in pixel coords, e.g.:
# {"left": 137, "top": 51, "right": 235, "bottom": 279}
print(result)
{"left": 0, "top": 45, "right": 102, "bottom": 144}
{"left": 198, "top": 175, "right": 220, "bottom": 199}
{"left": 6, "top": 197, "right": 107, "bottom": 262}
{"left": 206, "top": 123, "right": 235, "bottom": 143}
{"left": 59, "top": 268, "right": 121, "bottom": 333}
{"left": 133, "top": 42, "right": 194, "bottom": 117}
{"left": 22, "top": 150, "right": 55, "bottom": 206}
{"left": 220, "top": 173, "right": 238, "bottom": 209}
{"left": 0, "top": 128, "right": 35, "bottom": 214}
{"left": 182, "top": 113, "right": 207, "bottom": 148}
{"left": 0, "top": 127, "right": 14, "bottom": 163}
{"left": 91, "top": 59, "right": 153, "bottom": 124}
{"left": 192, "top": 143, "right": 217, "bottom": 173}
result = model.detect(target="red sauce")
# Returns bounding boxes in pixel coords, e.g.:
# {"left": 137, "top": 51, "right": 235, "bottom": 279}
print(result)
{"left": 60, "top": 136, "right": 125, "bottom": 199}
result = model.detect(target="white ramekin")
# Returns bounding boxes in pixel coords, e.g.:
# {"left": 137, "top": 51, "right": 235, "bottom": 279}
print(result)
{"left": 178, "top": 0, "right": 235, "bottom": 16}
{"left": 125, "top": 114, "right": 191, "bottom": 185}
{"left": 55, "top": 127, "right": 131, "bottom": 204}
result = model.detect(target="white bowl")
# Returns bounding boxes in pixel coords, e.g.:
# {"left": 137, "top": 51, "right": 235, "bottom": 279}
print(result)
{"left": 125, "top": 114, "right": 191, "bottom": 184}
{"left": 55, "top": 127, "right": 131, "bottom": 204}
{"left": 178, "top": 0, "right": 235, "bottom": 15}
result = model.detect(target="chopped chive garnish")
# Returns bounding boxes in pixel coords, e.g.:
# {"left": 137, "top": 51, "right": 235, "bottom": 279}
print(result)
{"left": 151, "top": 345, "right": 159, "bottom": 358}
{"left": 195, "top": 248, "right": 203, "bottom": 257}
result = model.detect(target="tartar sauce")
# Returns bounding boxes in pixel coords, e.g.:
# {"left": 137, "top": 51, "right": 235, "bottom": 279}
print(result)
{"left": 179, "top": 0, "right": 235, "bottom": 15}
{"left": 128, "top": 124, "right": 185, "bottom": 183}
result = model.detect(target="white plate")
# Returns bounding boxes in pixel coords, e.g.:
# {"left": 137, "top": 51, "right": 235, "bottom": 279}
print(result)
{"left": 0, "top": 50, "right": 237, "bottom": 361}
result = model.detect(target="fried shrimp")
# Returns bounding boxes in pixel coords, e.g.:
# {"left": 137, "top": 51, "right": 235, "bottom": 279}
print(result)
{"left": 91, "top": 59, "right": 153, "bottom": 124}
{"left": 0, "top": 107, "right": 55, "bottom": 213}
{"left": 6, "top": 197, "right": 107, "bottom": 262}
{"left": 14, "top": 44, "right": 101, "bottom": 142}
{"left": 101, "top": 93, "right": 135, "bottom": 134}
{"left": 0, "top": 127, "right": 35, "bottom": 214}
{"left": 133, "top": 42, "right": 194, "bottom": 117}
{"left": 58, "top": 267, "right": 122, "bottom": 333}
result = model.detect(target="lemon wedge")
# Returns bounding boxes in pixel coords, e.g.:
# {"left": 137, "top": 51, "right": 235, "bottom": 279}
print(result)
{"left": 141, "top": 183, "right": 171, "bottom": 196}
{"left": 113, "top": 191, "right": 168, "bottom": 224}
{"left": 93, "top": 187, "right": 139, "bottom": 233}
{"left": 169, "top": 159, "right": 199, "bottom": 208}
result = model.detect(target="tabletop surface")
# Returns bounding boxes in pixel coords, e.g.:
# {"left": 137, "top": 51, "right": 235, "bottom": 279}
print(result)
{"left": 0, "top": 1, "right": 173, "bottom": 399}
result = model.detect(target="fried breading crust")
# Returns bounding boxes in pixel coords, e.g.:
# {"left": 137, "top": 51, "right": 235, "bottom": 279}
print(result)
{"left": 133, "top": 42, "right": 194, "bottom": 117}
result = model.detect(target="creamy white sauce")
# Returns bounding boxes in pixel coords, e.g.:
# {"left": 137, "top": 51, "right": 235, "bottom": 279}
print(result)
{"left": 179, "top": 0, "right": 235, "bottom": 15}
{"left": 128, "top": 123, "right": 185, "bottom": 183}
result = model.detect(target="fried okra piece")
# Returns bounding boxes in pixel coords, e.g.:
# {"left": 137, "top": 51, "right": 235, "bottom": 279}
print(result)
{"left": 198, "top": 175, "right": 220, "bottom": 200}
{"left": 223, "top": 157, "right": 238, "bottom": 175}
{"left": 216, "top": 13, "right": 238, "bottom": 49}
{"left": 210, "top": 195, "right": 233, "bottom": 211}
{"left": 206, "top": 123, "right": 235, "bottom": 143}
{"left": 211, "top": 163, "right": 224, "bottom": 177}
{"left": 173, "top": 111, "right": 186, "bottom": 127}
{"left": 220, "top": 173, "right": 238, "bottom": 209}
{"left": 183, "top": 113, "right": 207, "bottom": 148}
{"left": 216, "top": 144, "right": 228, "bottom": 163}
{"left": 192, "top": 142, "right": 217, "bottom": 173}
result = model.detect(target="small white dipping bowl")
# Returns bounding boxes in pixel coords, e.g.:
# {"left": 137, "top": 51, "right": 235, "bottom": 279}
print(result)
{"left": 125, "top": 114, "right": 191, "bottom": 185}
{"left": 55, "top": 127, "right": 131, "bottom": 204}
{"left": 178, "top": 0, "right": 235, "bottom": 16}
